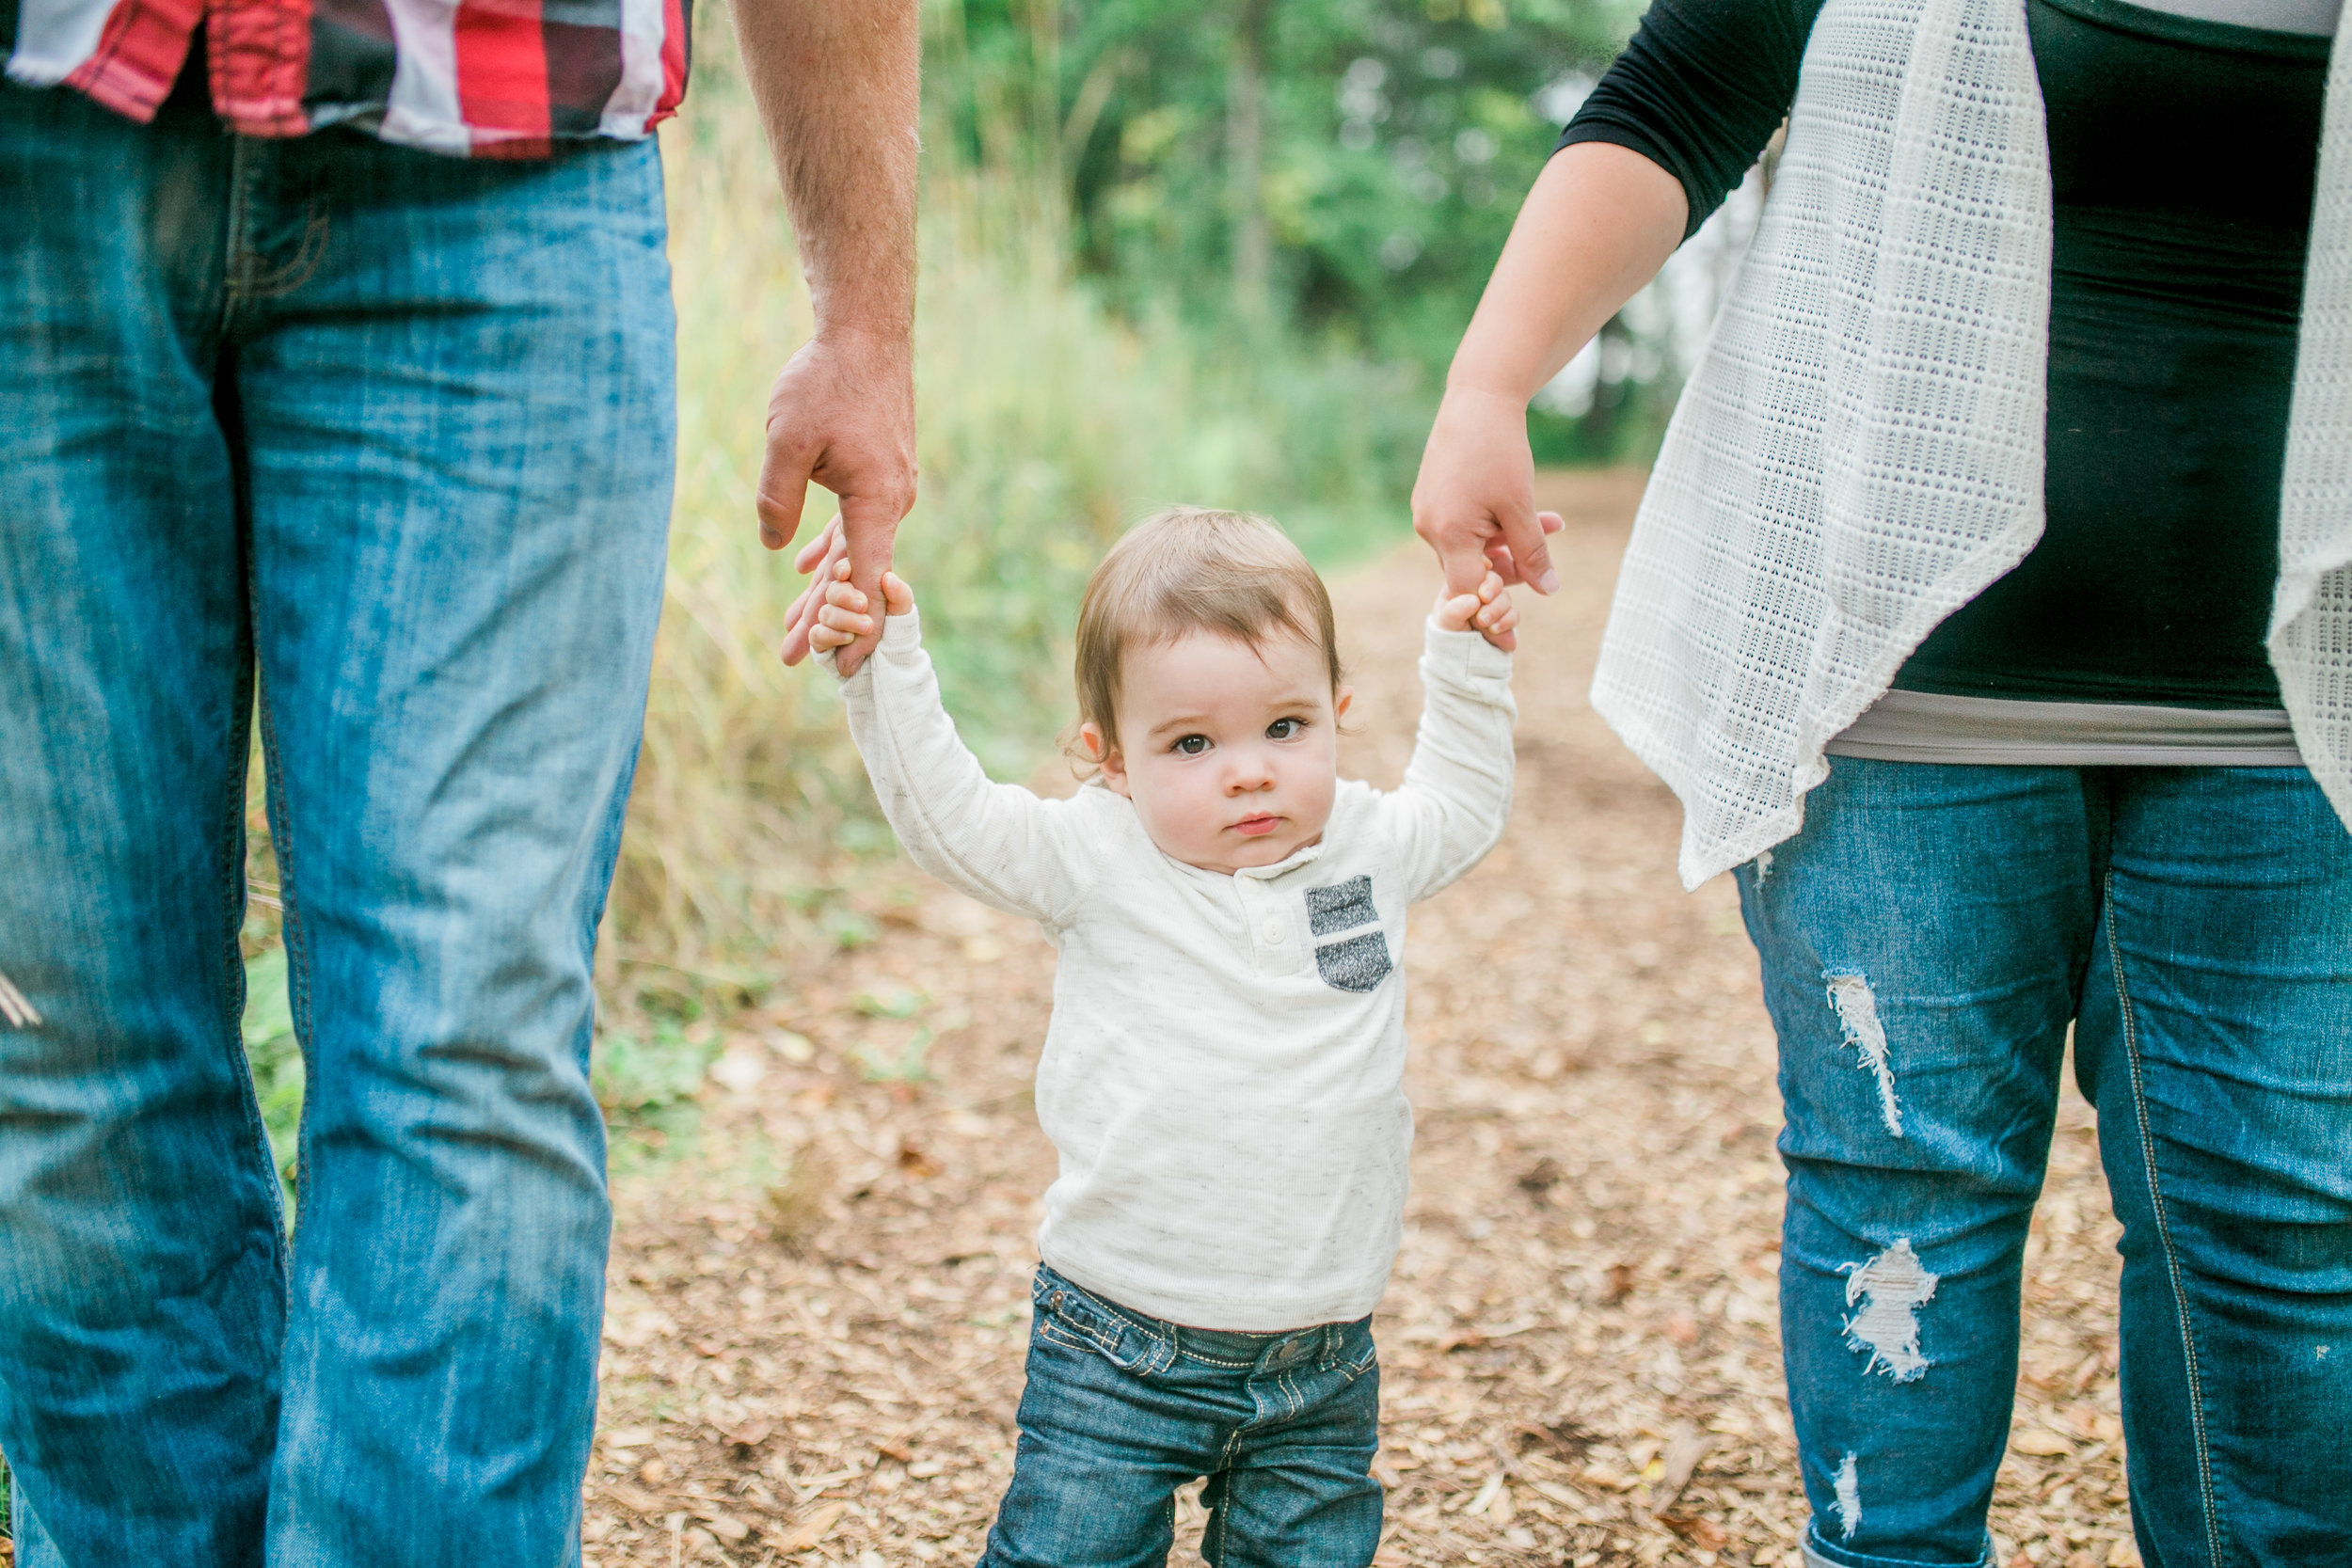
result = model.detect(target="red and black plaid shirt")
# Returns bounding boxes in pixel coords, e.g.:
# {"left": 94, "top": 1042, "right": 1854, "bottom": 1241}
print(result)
{"left": 4, "top": 0, "right": 691, "bottom": 155}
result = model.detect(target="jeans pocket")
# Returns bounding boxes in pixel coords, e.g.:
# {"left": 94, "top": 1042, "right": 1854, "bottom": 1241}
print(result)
{"left": 1327, "top": 1318, "right": 1380, "bottom": 1382}
{"left": 1031, "top": 1272, "right": 1171, "bottom": 1375}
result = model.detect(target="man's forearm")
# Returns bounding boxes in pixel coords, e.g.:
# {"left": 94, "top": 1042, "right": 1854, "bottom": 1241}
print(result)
{"left": 732, "top": 0, "right": 920, "bottom": 343}
{"left": 731, "top": 0, "right": 921, "bottom": 652}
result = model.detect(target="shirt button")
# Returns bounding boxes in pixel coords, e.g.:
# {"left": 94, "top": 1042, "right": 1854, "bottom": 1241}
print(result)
{"left": 1263, "top": 921, "right": 1285, "bottom": 944}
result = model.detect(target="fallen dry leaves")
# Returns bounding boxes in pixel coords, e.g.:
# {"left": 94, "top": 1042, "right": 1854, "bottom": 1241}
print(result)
{"left": 580, "top": 474, "right": 2141, "bottom": 1568}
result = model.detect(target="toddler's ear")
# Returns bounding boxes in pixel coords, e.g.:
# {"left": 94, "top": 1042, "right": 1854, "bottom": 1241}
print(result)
{"left": 1080, "top": 722, "right": 1132, "bottom": 796}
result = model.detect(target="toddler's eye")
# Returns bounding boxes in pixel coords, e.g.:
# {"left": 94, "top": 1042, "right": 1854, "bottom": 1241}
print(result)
{"left": 1172, "top": 735, "right": 1211, "bottom": 756}
{"left": 1266, "top": 718, "right": 1306, "bottom": 740}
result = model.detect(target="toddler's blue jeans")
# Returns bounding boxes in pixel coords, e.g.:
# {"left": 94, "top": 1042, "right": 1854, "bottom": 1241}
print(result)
{"left": 0, "top": 69, "right": 673, "bottom": 1568}
{"left": 977, "top": 1266, "right": 1385, "bottom": 1568}
{"left": 1740, "top": 759, "right": 2352, "bottom": 1568}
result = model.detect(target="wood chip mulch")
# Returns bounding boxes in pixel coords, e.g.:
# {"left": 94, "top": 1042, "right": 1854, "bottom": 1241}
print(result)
{"left": 582, "top": 473, "right": 2138, "bottom": 1568}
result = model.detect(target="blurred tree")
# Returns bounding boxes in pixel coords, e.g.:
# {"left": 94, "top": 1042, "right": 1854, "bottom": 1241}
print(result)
{"left": 927, "top": 0, "right": 1648, "bottom": 401}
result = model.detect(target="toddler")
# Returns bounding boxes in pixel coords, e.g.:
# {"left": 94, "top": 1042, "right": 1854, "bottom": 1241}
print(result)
{"left": 810, "top": 507, "right": 1516, "bottom": 1568}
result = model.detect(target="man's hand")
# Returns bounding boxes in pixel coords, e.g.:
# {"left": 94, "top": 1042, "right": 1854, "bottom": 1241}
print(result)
{"left": 808, "top": 559, "right": 915, "bottom": 658}
{"left": 733, "top": 0, "right": 920, "bottom": 673}
{"left": 1434, "top": 567, "right": 1518, "bottom": 649}
{"left": 761, "top": 334, "right": 914, "bottom": 670}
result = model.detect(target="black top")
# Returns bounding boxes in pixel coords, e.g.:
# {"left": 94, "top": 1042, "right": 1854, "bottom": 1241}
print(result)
{"left": 1563, "top": 0, "right": 2331, "bottom": 707}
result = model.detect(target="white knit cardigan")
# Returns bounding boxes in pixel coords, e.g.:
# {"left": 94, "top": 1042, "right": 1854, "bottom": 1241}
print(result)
{"left": 1592, "top": 0, "right": 2352, "bottom": 889}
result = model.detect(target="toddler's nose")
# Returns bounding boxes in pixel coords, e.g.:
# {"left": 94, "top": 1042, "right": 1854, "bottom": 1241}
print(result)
{"left": 1225, "top": 750, "right": 1276, "bottom": 793}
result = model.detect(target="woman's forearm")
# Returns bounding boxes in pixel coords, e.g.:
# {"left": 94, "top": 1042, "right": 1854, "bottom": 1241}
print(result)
{"left": 1445, "top": 142, "right": 1689, "bottom": 405}
{"left": 1411, "top": 141, "right": 1688, "bottom": 599}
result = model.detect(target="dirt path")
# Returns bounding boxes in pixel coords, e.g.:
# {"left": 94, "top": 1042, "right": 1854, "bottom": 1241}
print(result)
{"left": 582, "top": 474, "right": 2137, "bottom": 1568}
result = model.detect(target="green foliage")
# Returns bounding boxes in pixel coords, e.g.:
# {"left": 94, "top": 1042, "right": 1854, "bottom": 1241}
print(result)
{"left": 856, "top": 1028, "right": 937, "bottom": 1085}
{"left": 592, "top": 1022, "right": 722, "bottom": 1166}
{"left": 851, "top": 988, "right": 935, "bottom": 1082}
{"left": 929, "top": 0, "right": 1645, "bottom": 382}
{"left": 242, "top": 948, "right": 304, "bottom": 1215}
{"left": 854, "top": 986, "right": 930, "bottom": 1019}
{"left": 588, "top": 1024, "right": 715, "bottom": 1109}
{"left": 592, "top": 1024, "right": 719, "bottom": 1117}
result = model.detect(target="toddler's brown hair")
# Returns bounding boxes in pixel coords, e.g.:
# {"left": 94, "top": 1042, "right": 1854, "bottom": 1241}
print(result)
{"left": 1074, "top": 507, "right": 1341, "bottom": 754}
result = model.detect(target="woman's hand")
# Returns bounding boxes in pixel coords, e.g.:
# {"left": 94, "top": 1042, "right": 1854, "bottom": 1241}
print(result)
{"left": 807, "top": 558, "right": 915, "bottom": 657}
{"left": 1411, "top": 142, "right": 1688, "bottom": 650}
{"left": 1435, "top": 567, "right": 1518, "bottom": 648}
{"left": 1413, "top": 388, "right": 1564, "bottom": 655}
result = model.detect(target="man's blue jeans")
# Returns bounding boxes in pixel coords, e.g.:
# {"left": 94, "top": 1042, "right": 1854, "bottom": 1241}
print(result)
{"left": 977, "top": 1267, "right": 1385, "bottom": 1568}
{"left": 0, "top": 71, "right": 674, "bottom": 1568}
{"left": 1739, "top": 760, "right": 2352, "bottom": 1568}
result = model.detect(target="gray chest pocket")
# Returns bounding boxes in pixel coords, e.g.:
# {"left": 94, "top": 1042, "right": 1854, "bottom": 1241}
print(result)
{"left": 1306, "top": 876, "right": 1392, "bottom": 993}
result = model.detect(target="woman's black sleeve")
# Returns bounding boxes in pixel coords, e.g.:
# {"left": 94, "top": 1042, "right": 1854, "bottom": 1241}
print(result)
{"left": 1557, "top": 0, "right": 1828, "bottom": 239}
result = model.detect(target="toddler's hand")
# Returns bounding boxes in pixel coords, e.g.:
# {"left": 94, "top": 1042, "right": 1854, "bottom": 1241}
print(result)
{"left": 808, "top": 559, "right": 915, "bottom": 657}
{"left": 1435, "top": 568, "right": 1517, "bottom": 647}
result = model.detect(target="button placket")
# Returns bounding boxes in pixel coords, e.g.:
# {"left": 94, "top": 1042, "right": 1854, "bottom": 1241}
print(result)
{"left": 1239, "top": 879, "right": 1290, "bottom": 968}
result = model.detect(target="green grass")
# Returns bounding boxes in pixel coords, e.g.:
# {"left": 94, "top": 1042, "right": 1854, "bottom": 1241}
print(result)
{"left": 591, "top": 1021, "right": 724, "bottom": 1171}
{"left": 241, "top": 948, "right": 303, "bottom": 1212}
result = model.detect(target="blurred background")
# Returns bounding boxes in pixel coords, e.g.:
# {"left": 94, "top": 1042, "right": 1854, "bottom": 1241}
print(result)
{"left": 232, "top": 0, "right": 1771, "bottom": 1191}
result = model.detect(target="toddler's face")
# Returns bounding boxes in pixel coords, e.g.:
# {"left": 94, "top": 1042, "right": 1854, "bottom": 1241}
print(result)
{"left": 1086, "top": 630, "right": 1351, "bottom": 875}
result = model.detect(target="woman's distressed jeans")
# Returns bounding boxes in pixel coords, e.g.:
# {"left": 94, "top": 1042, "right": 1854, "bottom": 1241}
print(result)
{"left": 1740, "top": 758, "right": 2352, "bottom": 1568}
{"left": 0, "top": 73, "right": 674, "bottom": 1568}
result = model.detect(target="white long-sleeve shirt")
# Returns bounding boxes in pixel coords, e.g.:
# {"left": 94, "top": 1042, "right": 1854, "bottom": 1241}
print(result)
{"left": 834, "top": 611, "right": 1515, "bottom": 1330}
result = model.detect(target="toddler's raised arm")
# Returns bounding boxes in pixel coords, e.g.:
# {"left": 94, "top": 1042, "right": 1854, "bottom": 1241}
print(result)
{"left": 826, "top": 597, "right": 1097, "bottom": 928}
{"left": 1388, "top": 614, "right": 1518, "bottom": 903}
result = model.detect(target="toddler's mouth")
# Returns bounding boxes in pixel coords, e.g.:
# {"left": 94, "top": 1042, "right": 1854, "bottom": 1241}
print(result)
{"left": 1232, "top": 814, "right": 1281, "bottom": 837}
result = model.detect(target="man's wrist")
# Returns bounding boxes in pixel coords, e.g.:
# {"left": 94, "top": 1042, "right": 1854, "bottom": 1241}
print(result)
{"left": 806, "top": 312, "right": 914, "bottom": 348}
{"left": 814, "top": 312, "right": 913, "bottom": 342}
